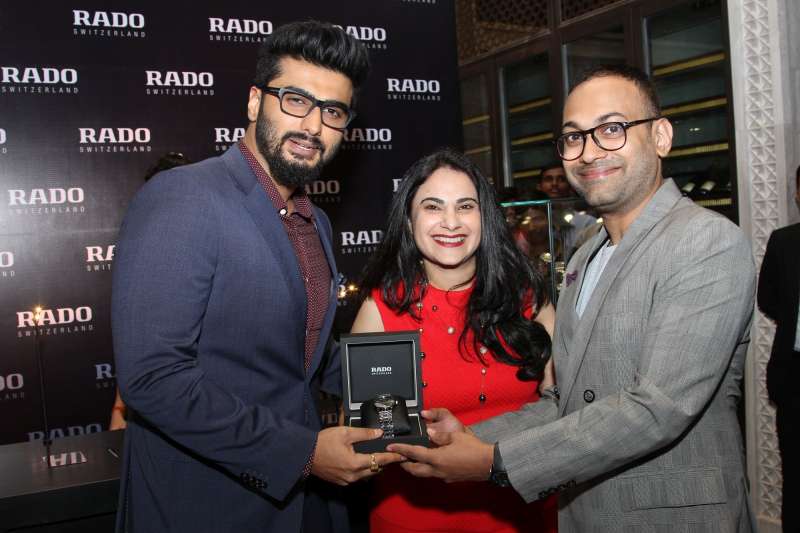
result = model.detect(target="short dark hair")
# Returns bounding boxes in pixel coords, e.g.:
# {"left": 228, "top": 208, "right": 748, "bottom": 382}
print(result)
{"left": 253, "top": 20, "right": 370, "bottom": 100}
{"left": 573, "top": 64, "right": 661, "bottom": 117}
{"left": 796, "top": 164, "right": 799, "bottom": 189}
{"left": 359, "top": 148, "right": 551, "bottom": 380}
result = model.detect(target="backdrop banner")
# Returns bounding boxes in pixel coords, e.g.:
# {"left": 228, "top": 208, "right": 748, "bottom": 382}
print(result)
{"left": 0, "top": 0, "right": 461, "bottom": 445}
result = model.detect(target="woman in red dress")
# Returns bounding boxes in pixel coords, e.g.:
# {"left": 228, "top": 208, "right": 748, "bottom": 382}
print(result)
{"left": 351, "top": 149, "right": 558, "bottom": 533}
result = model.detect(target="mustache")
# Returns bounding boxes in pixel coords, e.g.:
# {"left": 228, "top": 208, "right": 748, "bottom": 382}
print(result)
{"left": 574, "top": 160, "right": 619, "bottom": 175}
{"left": 282, "top": 132, "right": 324, "bottom": 152}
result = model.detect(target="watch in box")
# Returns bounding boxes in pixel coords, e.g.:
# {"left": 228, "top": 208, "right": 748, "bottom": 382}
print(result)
{"left": 340, "top": 331, "right": 430, "bottom": 453}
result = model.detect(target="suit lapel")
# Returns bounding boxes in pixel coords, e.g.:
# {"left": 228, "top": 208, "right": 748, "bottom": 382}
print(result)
{"left": 222, "top": 147, "right": 306, "bottom": 338}
{"left": 557, "top": 180, "right": 683, "bottom": 415}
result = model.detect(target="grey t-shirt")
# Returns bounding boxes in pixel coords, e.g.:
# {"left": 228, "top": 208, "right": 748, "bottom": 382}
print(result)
{"left": 576, "top": 240, "right": 617, "bottom": 318}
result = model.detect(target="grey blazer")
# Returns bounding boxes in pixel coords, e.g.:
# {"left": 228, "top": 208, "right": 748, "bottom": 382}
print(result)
{"left": 473, "top": 180, "right": 756, "bottom": 532}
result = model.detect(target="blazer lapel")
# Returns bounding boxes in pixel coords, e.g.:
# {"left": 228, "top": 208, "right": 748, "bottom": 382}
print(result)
{"left": 222, "top": 147, "right": 306, "bottom": 331}
{"left": 557, "top": 180, "right": 683, "bottom": 415}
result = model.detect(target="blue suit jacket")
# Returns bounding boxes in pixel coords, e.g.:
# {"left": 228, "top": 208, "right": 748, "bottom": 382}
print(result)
{"left": 112, "top": 146, "right": 345, "bottom": 532}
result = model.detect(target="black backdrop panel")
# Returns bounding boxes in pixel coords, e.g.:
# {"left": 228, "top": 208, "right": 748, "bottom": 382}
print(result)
{"left": 0, "top": 0, "right": 460, "bottom": 445}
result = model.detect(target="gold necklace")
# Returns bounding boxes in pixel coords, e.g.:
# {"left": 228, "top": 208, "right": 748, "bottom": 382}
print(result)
{"left": 415, "top": 286, "right": 489, "bottom": 404}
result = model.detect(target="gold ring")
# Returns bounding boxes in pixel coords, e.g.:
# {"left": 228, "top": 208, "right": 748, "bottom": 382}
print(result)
{"left": 369, "top": 454, "right": 381, "bottom": 473}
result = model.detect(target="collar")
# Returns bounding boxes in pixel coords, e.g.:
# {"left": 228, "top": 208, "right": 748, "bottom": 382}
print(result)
{"left": 238, "top": 141, "right": 314, "bottom": 220}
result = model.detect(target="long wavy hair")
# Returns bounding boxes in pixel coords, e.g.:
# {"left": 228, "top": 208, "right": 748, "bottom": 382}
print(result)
{"left": 359, "top": 148, "right": 551, "bottom": 380}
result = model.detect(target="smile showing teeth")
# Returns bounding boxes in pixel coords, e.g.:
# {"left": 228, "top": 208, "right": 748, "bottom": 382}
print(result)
{"left": 433, "top": 235, "right": 465, "bottom": 244}
{"left": 290, "top": 139, "right": 317, "bottom": 151}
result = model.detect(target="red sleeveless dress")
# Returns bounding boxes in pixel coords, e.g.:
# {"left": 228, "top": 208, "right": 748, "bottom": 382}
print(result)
{"left": 369, "top": 284, "right": 557, "bottom": 533}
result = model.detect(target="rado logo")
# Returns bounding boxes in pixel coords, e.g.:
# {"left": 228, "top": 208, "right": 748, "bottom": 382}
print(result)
{"left": 341, "top": 230, "right": 383, "bottom": 246}
{"left": 305, "top": 180, "right": 340, "bottom": 195}
{"left": 95, "top": 363, "right": 114, "bottom": 380}
{"left": 0, "top": 128, "right": 6, "bottom": 144}
{"left": 17, "top": 306, "right": 93, "bottom": 328}
{"left": 370, "top": 366, "right": 392, "bottom": 376}
{"left": 335, "top": 25, "right": 387, "bottom": 42}
{"left": 209, "top": 18, "right": 272, "bottom": 34}
{"left": 73, "top": 10, "right": 145, "bottom": 28}
{"left": 0, "top": 373, "right": 23, "bottom": 391}
{"left": 1, "top": 67, "right": 78, "bottom": 85}
{"left": 145, "top": 71, "right": 214, "bottom": 87}
{"left": 0, "top": 251, "right": 13, "bottom": 268}
{"left": 344, "top": 128, "right": 392, "bottom": 143}
{"left": 28, "top": 424, "right": 102, "bottom": 442}
{"left": 386, "top": 78, "right": 440, "bottom": 93}
{"left": 8, "top": 188, "right": 84, "bottom": 206}
{"left": 214, "top": 127, "right": 245, "bottom": 143}
{"left": 79, "top": 128, "right": 150, "bottom": 144}
{"left": 86, "top": 245, "right": 115, "bottom": 262}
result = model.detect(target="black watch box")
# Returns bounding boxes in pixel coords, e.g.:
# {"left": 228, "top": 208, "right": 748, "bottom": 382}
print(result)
{"left": 340, "top": 330, "right": 430, "bottom": 453}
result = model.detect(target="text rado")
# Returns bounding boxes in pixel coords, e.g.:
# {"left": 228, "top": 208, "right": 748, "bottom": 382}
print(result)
{"left": 79, "top": 128, "right": 150, "bottom": 144}
{"left": 305, "top": 180, "right": 340, "bottom": 195}
{"left": 387, "top": 79, "right": 440, "bottom": 93}
{"left": 0, "top": 374, "right": 24, "bottom": 391}
{"left": 344, "top": 128, "right": 392, "bottom": 143}
{"left": 8, "top": 188, "right": 84, "bottom": 206}
{"left": 0, "top": 251, "right": 13, "bottom": 268}
{"left": 17, "top": 307, "right": 93, "bottom": 328}
{"left": 335, "top": 25, "right": 387, "bottom": 42}
{"left": 86, "top": 245, "right": 115, "bottom": 263}
{"left": 146, "top": 71, "right": 214, "bottom": 87}
{"left": 73, "top": 10, "right": 145, "bottom": 28}
{"left": 214, "top": 127, "right": 245, "bottom": 143}
{"left": 341, "top": 230, "right": 383, "bottom": 246}
{"left": 29, "top": 424, "right": 102, "bottom": 442}
{"left": 209, "top": 18, "right": 272, "bottom": 34}
{"left": 333, "top": 25, "right": 388, "bottom": 50}
{"left": 0, "top": 128, "right": 5, "bottom": 154}
{"left": 1, "top": 67, "right": 78, "bottom": 85}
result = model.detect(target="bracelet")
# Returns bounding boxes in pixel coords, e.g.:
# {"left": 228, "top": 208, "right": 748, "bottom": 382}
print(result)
{"left": 540, "top": 386, "right": 560, "bottom": 401}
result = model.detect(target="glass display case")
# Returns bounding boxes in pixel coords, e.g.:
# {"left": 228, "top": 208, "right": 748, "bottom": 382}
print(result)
{"left": 644, "top": 0, "right": 735, "bottom": 220}
{"left": 459, "top": 0, "right": 738, "bottom": 221}
{"left": 500, "top": 53, "right": 554, "bottom": 195}
{"left": 501, "top": 197, "right": 601, "bottom": 303}
{"left": 563, "top": 26, "right": 627, "bottom": 90}
{"left": 461, "top": 74, "right": 494, "bottom": 181}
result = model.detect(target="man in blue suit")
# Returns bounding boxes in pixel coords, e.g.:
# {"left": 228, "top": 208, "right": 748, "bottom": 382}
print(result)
{"left": 112, "top": 21, "right": 401, "bottom": 532}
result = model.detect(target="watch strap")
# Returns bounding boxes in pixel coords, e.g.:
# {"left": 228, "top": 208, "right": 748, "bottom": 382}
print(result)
{"left": 489, "top": 442, "right": 511, "bottom": 487}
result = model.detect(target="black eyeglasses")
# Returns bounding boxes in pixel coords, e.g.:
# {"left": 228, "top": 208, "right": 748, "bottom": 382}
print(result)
{"left": 260, "top": 86, "right": 355, "bottom": 130}
{"left": 554, "top": 117, "right": 660, "bottom": 161}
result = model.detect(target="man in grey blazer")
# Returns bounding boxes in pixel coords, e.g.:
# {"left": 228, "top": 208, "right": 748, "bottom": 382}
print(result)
{"left": 390, "top": 65, "right": 756, "bottom": 532}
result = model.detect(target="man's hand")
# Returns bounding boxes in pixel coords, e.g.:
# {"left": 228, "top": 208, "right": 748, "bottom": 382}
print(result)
{"left": 311, "top": 426, "right": 404, "bottom": 486}
{"left": 387, "top": 430, "right": 494, "bottom": 483}
{"left": 421, "top": 408, "right": 467, "bottom": 435}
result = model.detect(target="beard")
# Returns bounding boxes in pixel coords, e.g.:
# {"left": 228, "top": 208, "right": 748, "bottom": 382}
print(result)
{"left": 566, "top": 152, "right": 659, "bottom": 215}
{"left": 254, "top": 104, "right": 339, "bottom": 189}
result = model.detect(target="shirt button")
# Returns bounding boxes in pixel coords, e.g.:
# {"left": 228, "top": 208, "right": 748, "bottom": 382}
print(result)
{"left": 583, "top": 389, "right": 595, "bottom": 403}
{"left": 279, "top": 208, "right": 288, "bottom": 216}
{"left": 447, "top": 326, "right": 455, "bottom": 335}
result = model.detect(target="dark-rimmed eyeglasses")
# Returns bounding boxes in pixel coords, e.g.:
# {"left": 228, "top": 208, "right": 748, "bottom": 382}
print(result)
{"left": 554, "top": 117, "right": 660, "bottom": 161}
{"left": 260, "top": 86, "right": 355, "bottom": 130}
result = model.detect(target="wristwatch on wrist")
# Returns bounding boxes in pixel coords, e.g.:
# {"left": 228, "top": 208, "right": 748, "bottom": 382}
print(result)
{"left": 488, "top": 442, "right": 511, "bottom": 487}
{"left": 373, "top": 393, "right": 397, "bottom": 439}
